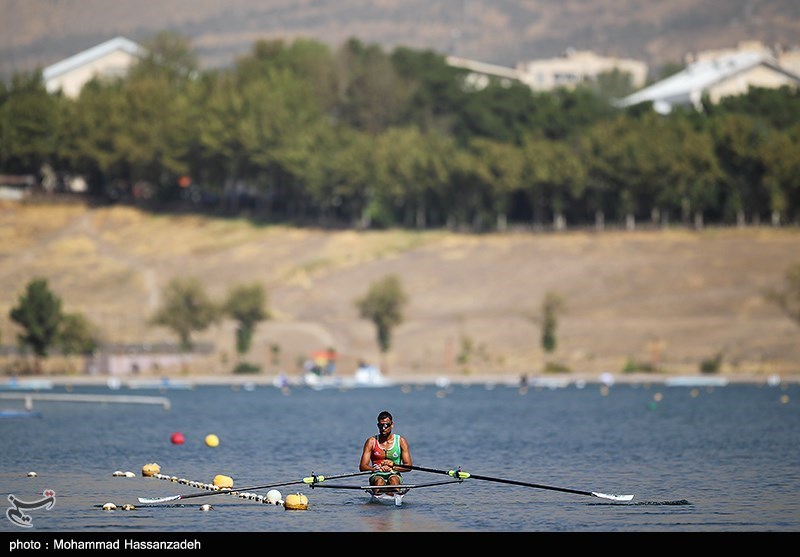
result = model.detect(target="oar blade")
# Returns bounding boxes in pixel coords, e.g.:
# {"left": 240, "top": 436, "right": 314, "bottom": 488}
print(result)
{"left": 138, "top": 494, "right": 182, "bottom": 504}
{"left": 592, "top": 491, "right": 634, "bottom": 502}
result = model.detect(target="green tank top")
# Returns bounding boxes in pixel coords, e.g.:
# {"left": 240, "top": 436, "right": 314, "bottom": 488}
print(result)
{"left": 381, "top": 434, "right": 402, "bottom": 464}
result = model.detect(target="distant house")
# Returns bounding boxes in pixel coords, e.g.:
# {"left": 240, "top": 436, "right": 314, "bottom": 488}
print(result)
{"left": 42, "top": 36, "right": 145, "bottom": 98}
{"left": 0, "top": 174, "right": 37, "bottom": 200}
{"left": 615, "top": 43, "right": 800, "bottom": 114}
{"left": 446, "top": 49, "right": 648, "bottom": 93}
{"left": 516, "top": 49, "right": 648, "bottom": 92}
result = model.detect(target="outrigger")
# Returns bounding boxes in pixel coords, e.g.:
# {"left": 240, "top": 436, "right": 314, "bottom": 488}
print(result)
{"left": 308, "top": 478, "right": 466, "bottom": 506}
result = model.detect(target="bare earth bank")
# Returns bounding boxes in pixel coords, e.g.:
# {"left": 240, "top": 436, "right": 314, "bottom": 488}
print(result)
{"left": 1, "top": 203, "right": 799, "bottom": 383}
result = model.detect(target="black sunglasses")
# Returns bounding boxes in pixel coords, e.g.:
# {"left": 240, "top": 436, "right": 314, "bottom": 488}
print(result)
{"left": 377, "top": 422, "right": 392, "bottom": 429}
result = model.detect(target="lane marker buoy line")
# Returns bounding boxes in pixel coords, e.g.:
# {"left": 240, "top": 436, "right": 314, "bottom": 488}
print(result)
{"left": 149, "top": 472, "right": 284, "bottom": 505}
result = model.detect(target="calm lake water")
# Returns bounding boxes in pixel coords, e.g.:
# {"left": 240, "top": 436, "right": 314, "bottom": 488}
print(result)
{"left": 1, "top": 379, "right": 798, "bottom": 540}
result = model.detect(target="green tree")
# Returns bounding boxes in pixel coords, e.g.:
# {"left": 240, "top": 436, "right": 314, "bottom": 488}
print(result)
{"left": 355, "top": 274, "right": 408, "bottom": 358}
{"left": 150, "top": 277, "right": 218, "bottom": 351}
{"left": 335, "top": 38, "right": 410, "bottom": 134}
{"left": 541, "top": 291, "right": 565, "bottom": 354}
{"left": 224, "top": 282, "right": 270, "bottom": 356}
{"left": 9, "top": 278, "right": 63, "bottom": 373}
{"left": 764, "top": 262, "right": 800, "bottom": 327}
{"left": 0, "top": 72, "right": 65, "bottom": 174}
{"left": 57, "top": 312, "right": 100, "bottom": 355}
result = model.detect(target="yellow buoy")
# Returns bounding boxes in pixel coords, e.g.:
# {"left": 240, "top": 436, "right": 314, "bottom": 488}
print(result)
{"left": 205, "top": 434, "right": 220, "bottom": 447}
{"left": 284, "top": 492, "right": 309, "bottom": 510}
{"left": 212, "top": 474, "right": 234, "bottom": 489}
{"left": 141, "top": 463, "right": 161, "bottom": 477}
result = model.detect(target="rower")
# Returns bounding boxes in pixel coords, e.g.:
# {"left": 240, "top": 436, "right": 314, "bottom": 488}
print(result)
{"left": 359, "top": 410, "right": 412, "bottom": 492}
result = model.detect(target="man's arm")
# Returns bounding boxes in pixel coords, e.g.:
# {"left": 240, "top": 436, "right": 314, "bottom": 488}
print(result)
{"left": 397, "top": 437, "right": 412, "bottom": 472}
{"left": 359, "top": 437, "right": 377, "bottom": 472}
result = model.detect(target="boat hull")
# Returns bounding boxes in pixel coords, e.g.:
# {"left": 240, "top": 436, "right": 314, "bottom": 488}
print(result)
{"left": 368, "top": 488, "right": 408, "bottom": 506}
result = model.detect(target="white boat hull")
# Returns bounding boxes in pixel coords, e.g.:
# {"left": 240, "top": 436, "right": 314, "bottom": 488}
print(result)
{"left": 304, "top": 365, "right": 393, "bottom": 390}
{"left": 369, "top": 489, "right": 407, "bottom": 506}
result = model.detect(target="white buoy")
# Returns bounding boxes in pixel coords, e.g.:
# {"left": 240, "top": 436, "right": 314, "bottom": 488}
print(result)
{"left": 112, "top": 470, "right": 125, "bottom": 477}
{"left": 266, "top": 489, "right": 282, "bottom": 505}
{"left": 199, "top": 504, "right": 213, "bottom": 511}
{"left": 102, "top": 503, "right": 117, "bottom": 511}
{"left": 27, "top": 472, "right": 38, "bottom": 477}
{"left": 124, "top": 471, "right": 135, "bottom": 478}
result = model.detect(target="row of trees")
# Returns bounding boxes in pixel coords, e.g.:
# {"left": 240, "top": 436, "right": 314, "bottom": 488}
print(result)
{"left": 2, "top": 32, "right": 800, "bottom": 230}
{"left": 7, "top": 277, "right": 270, "bottom": 373}
{"left": 8, "top": 260, "right": 800, "bottom": 375}
{"left": 6, "top": 274, "right": 411, "bottom": 374}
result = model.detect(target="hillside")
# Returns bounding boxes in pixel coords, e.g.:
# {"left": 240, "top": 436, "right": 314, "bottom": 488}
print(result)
{"left": 2, "top": 0, "right": 799, "bottom": 80}
{"left": 1, "top": 202, "right": 799, "bottom": 381}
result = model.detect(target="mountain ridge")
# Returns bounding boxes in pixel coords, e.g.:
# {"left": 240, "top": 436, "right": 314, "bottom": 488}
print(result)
{"left": 2, "top": 0, "right": 799, "bottom": 81}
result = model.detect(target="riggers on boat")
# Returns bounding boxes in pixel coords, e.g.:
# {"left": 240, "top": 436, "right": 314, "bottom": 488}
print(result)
{"left": 136, "top": 465, "right": 634, "bottom": 508}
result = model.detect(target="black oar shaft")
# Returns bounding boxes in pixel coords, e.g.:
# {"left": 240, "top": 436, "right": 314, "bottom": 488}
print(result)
{"left": 407, "top": 464, "right": 593, "bottom": 497}
{"left": 468, "top": 474, "right": 593, "bottom": 497}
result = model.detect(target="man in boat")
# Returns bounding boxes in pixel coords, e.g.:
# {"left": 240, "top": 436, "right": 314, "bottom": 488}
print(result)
{"left": 359, "top": 410, "right": 412, "bottom": 493}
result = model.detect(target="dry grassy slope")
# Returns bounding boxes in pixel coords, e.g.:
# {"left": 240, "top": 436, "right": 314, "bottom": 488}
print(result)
{"left": 1, "top": 203, "right": 799, "bottom": 379}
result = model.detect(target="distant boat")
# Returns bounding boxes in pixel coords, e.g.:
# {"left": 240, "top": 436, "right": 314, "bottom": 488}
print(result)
{"left": 0, "top": 379, "right": 54, "bottom": 391}
{"left": 665, "top": 376, "right": 728, "bottom": 387}
{"left": 304, "top": 364, "right": 393, "bottom": 390}
{"left": 528, "top": 377, "right": 570, "bottom": 389}
{"left": 127, "top": 377, "right": 194, "bottom": 390}
{"left": 0, "top": 409, "right": 43, "bottom": 419}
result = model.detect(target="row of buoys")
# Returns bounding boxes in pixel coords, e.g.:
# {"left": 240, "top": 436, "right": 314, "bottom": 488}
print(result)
{"left": 148, "top": 470, "right": 288, "bottom": 507}
{"left": 102, "top": 502, "right": 135, "bottom": 511}
{"left": 170, "top": 432, "right": 220, "bottom": 447}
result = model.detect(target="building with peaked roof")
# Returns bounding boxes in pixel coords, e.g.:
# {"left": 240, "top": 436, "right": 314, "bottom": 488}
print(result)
{"left": 615, "top": 48, "right": 800, "bottom": 114}
{"left": 42, "top": 36, "right": 145, "bottom": 98}
{"left": 516, "top": 49, "right": 648, "bottom": 92}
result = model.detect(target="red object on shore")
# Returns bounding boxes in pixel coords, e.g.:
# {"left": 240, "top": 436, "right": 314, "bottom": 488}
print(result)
{"left": 170, "top": 432, "right": 185, "bottom": 445}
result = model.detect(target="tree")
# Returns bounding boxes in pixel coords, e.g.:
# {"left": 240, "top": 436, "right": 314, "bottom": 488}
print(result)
{"left": 9, "top": 278, "right": 63, "bottom": 373}
{"left": 355, "top": 274, "right": 408, "bottom": 361}
{"left": 150, "top": 277, "right": 218, "bottom": 351}
{"left": 541, "top": 291, "right": 565, "bottom": 354}
{"left": 764, "top": 262, "right": 800, "bottom": 327}
{"left": 224, "top": 282, "right": 270, "bottom": 356}
{"left": 57, "top": 312, "right": 100, "bottom": 356}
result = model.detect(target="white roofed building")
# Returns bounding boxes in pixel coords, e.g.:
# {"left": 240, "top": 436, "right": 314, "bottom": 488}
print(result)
{"left": 42, "top": 36, "right": 145, "bottom": 98}
{"left": 615, "top": 43, "right": 800, "bottom": 114}
{"left": 516, "top": 49, "right": 648, "bottom": 92}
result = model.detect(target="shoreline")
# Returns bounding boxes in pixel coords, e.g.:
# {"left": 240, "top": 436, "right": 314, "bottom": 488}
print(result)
{"left": 3, "top": 370, "right": 797, "bottom": 388}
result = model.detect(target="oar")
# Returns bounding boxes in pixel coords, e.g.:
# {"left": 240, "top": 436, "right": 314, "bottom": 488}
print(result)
{"left": 406, "top": 464, "right": 633, "bottom": 502}
{"left": 137, "top": 471, "right": 373, "bottom": 504}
